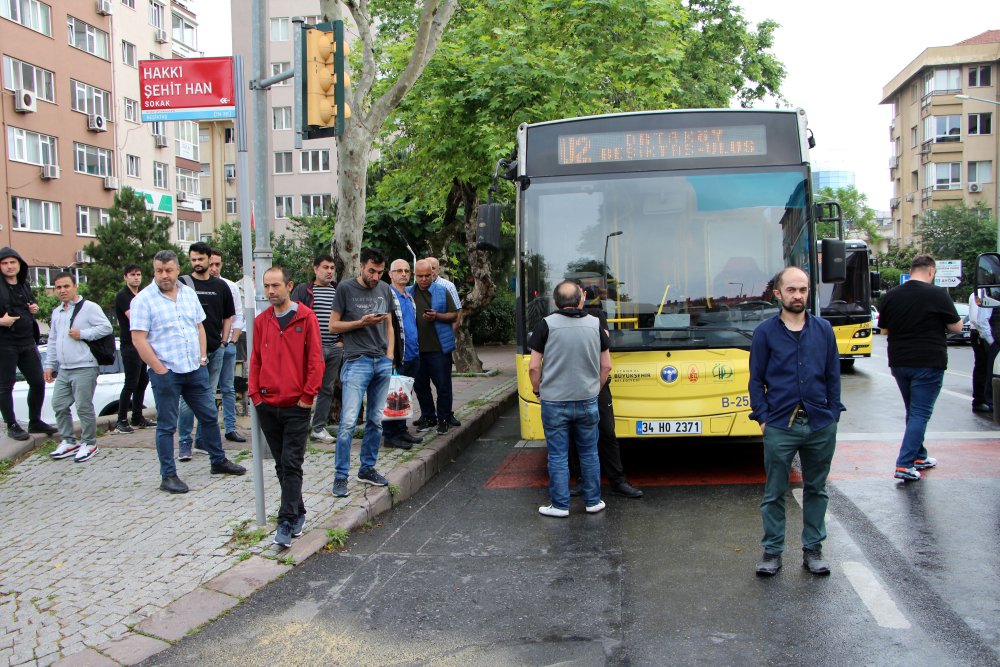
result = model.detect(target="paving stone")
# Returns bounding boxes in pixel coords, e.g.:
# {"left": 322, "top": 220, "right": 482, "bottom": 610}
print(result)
{"left": 203, "top": 557, "right": 291, "bottom": 598}
{"left": 51, "top": 647, "right": 118, "bottom": 666}
{"left": 135, "top": 588, "right": 239, "bottom": 642}
{"left": 98, "top": 633, "right": 171, "bottom": 666}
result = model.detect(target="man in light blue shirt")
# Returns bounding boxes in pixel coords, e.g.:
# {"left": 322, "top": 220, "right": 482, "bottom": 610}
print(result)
{"left": 130, "top": 250, "right": 246, "bottom": 494}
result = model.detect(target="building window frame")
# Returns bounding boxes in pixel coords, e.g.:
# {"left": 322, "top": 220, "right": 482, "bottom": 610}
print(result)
{"left": 270, "top": 61, "right": 291, "bottom": 86}
{"left": 6, "top": 126, "right": 57, "bottom": 166}
{"left": 12, "top": 197, "right": 60, "bottom": 233}
{"left": 274, "top": 151, "right": 292, "bottom": 174}
{"left": 76, "top": 205, "right": 108, "bottom": 236}
{"left": 969, "top": 112, "right": 992, "bottom": 136}
{"left": 300, "top": 149, "right": 330, "bottom": 173}
{"left": 969, "top": 65, "right": 992, "bottom": 88}
{"left": 122, "top": 40, "right": 137, "bottom": 67}
{"left": 272, "top": 106, "right": 291, "bottom": 131}
{"left": 124, "top": 97, "right": 139, "bottom": 123}
{"left": 171, "top": 12, "right": 197, "bottom": 50}
{"left": 300, "top": 194, "right": 332, "bottom": 216}
{"left": 969, "top": 161, "right": 993, "bottom": 185}
{"left": 925, "top": 161, "right": 961, "bottom": 191}
{"left": 67, "top": 16, "right": 110, "bottom": 60}
{"left": 270, "top": 17, "right": 289, "bottom": 41}
{"left": 225, "top": 198, "right": 237, "bottom": 214}
{"left": 275, "top": 195, "right": 293, "bottom": 219}
{"left": 177, "top": 219, "right": 198, "bottom": 242}
{"left": 153, "top": 161, "right": 168, "bottom": 189}
{"left": 70, "top": 79, "right": 113, "bottom": 120}
{"left": 174, "top": 120, "right": 199, "bottom": 160}
{"left": 1, "top": 0, "right": 52, "bottom": 36}
{"left": 2, "top": 55, "right": 55, "bottom": 102}
{"left": 175, "top": 167, "right": 200, "bottom": 195}
{"left": 148, "top": 0, "right": 164, "bottom": 29}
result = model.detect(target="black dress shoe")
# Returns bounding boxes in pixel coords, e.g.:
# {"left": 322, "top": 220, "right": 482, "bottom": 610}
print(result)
{"left": 802, "top": 547, "right": 831, "bottom": 576}
{"left": 972, "top": 402, "right": 993, "bottom": 414}
{"left": 6, "top": 423, "right": 30, "bottom": 441}
{"left": 225, "top": 431, "right": 247, "bottom": 443}
{"left": 755, "top": 552, "right": 782, "bottom": 576}
{"left": 399, "top": 432, "right": 422, "bottom": 444}
{"left": 383, "top": 438, "right": 413, "bottom": 450}
{"left": 160, "top": 475, "right": 189, "bottom": 494}
{"left": 28, "top": 420, "right": 58, "bottom": 435}
{"left": 610, "top": 480, "right": 644, "bottom": 498}
{"left": 211, "top": 458, "right": 247, "bottom": 475}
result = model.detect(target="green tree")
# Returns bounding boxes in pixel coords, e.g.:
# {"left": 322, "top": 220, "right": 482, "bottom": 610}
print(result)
{"left": 917, "top": 202, "right": 996, "bottom": 300}
{"left": 208, "top": 219, "right": 321, "bottom": 287}
{"left": 815, "top": 185, "right": 881, "bottom": 242}
{"left": 83, "top": 187, "right": 183, "bottom": 307}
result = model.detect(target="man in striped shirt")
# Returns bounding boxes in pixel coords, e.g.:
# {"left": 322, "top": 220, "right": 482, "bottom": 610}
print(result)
{"left": 291, "top": 254, "right": 342, "bottom": 442}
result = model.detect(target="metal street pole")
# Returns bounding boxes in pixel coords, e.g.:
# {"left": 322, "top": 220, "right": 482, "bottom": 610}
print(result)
{"left": 956, "top": 94, "right": 1000, "bottom": 252}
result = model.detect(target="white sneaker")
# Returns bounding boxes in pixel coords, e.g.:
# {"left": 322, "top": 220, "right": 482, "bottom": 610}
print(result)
{"left": 50, "top": 440, "right": 79, "bottom": 460}
{"left": 538, "top": 505, "right": 569, "bottom": 518}
{"left": 585, "top": 500, "right": 606, "bottom": 514}
{"left": 310, "top": 428, "right": 334, "bottom": 443}
{"left": 74, "top": 443, "right": 98, "bottom": 462}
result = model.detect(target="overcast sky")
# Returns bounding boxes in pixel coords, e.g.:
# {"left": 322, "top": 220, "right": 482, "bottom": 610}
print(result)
{"left": 191, "top": 1, "right": 1000, "bottom": 210}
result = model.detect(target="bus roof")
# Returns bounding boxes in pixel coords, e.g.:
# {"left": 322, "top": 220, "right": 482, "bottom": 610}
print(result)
{"left": 523, "top": 108, "right": 806, "bottom": 130}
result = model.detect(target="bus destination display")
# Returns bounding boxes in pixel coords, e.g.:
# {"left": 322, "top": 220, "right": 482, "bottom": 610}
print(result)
{"left": 558, "top": 125, "right": 767, "bottom": 165}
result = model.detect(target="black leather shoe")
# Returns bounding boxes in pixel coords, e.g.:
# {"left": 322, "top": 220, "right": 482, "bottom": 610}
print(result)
{"left": 399, "top": 432, "right": 422, "bottom": 444}
{"left": 972, "top": 402, "right": 993, "bottom": 414}
{"left": 610, "top": 480, "right": 644, "bottom": 498}
{"left": 755, "top": 552, "right": 782, "bottom": 576}
{"left": 446, "top": 416, "right": 462, "bottom": 427}
{"left": 211, "top": 459, "right": 247, "bottom": 475}
{"left": 160, "top": 475, "right": 189, "bottom": 494}
{"left": 383, "top": 438, "right": 413, "bottom": 450}
{"left": 6, "top": 423, "right": 30, "bottom": 441}
{"left": 28, "top": 420, "right": 58, "bottom": 435}
{"left": 225, "top": 431, "right": 247, "bottom": 443}
{"left": 802, "top": 547, "right": 831, "bottom": 576}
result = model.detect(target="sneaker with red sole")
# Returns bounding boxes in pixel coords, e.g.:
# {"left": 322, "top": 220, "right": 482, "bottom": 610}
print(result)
{"left": 914, "top": 457, "right": 937, "bottom": 470}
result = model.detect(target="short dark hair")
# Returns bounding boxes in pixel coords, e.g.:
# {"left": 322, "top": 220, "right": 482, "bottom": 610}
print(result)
{"left": 911, "top": 254, "right": 936, "bottom": 273}
{"left": 189, "top": 241, "right": 212, "bottom": 257}
{"left": 53, "top": 271, "right": 76, "bottom": 285}
{"left": 209, "top": 248, "right": 223, "bottom": 258}
{"left": 553, "top": 280, "right": 582, "bottom": 309}
{"left": 313, "top": 254, "right": 335, "bottom": 267}
{"left": 153, "top": 249, "right": 179, "bottom": 266}
{"left": 264, "top": 265, "right": 292, "bottom": 284}
{"left": 772, "top": 266, "right": 807, "bottom": 291}
{"left": 360, "top": 248, "right": 386, "bottom": 266}
{"left": 123, "top": 264, "right": 141, "bottom": 276}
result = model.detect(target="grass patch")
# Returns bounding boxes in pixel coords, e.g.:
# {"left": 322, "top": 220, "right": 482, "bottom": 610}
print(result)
{"left": 306, "top": 446, "right": 333, "bottom": 455}
{"left": 277, "top": 555, "right": 296, "bottom": 566}
{"left": 236, "top": 552, "right": 252, "bottom": 562}
{"left": 388, "top": 484, "right": 401, "bottom": 497}
{"left": 35, "top": 439, "right": 58, "bottom": 458}
{"left": 232, "top": 449, "right": 251, "bottom": 463}
{"left": 324, "top": 527, "right": 349, "bottom": 551}
{"left": 352, "top": 427, "right": 365, "bottom": 439}
{"left": 229, "top": 519, "right": 269, "bottom": 549}
{"left": 464, "top": 399, "right": 488, "bottom": 409}
{"left": 0, "top": 459, "right": 13, "bottom": 482}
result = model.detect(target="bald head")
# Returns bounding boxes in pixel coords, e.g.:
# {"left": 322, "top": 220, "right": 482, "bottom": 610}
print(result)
{"left": 773, "top": 266, "right": 808, "bottom": 291}
{"left": 414, "top": 259, "right": 433, "bottom": 290}
{"left": 553, "top": 280, "right": 584, "bottom": 310}
{"left": 425, "top": 257, "right": 441, "bottom": 277}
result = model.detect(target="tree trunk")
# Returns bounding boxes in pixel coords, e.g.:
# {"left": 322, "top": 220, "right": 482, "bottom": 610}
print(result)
{"left": 331, "top": 129, "right": 372, "bottom": 282}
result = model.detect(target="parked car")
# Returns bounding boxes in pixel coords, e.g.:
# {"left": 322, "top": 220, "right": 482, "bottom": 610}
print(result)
{"left": 11, "top": 343, "right": 156, "bottom": 425}
{"left": 870, "top": 305, "right": 880, "bottom": 334}
{"left": 948, "top": 302, "right": 972, "bottom": 344}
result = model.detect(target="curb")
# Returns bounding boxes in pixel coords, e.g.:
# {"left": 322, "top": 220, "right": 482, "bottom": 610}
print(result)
{"left": 0, "top": 408, "right": 160, "bottom": 464}
{"left": 53, "top": 382, "right": 517, "bottom": 666}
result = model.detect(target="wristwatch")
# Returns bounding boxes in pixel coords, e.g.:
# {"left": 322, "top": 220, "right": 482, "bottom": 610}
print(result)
{"left": 200, "top": 356, "right": 208, "bottom": 364}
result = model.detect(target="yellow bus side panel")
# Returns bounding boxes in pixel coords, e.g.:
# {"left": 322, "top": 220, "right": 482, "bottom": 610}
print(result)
{"left": 831, "top": 322, "right": 872, "bottom": 359}
{"left": 515, "top": 351, "right": 763, "bottom": 441}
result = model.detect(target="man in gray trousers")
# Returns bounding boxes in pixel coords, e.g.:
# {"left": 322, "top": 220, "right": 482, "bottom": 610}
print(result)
{"left": 44, "top": 272, "right": 113, "bottom": 462}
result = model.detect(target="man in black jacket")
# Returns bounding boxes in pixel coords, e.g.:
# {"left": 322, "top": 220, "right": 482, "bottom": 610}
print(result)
{"left": 0, "top": 247, "right": 56, "bottom": 440}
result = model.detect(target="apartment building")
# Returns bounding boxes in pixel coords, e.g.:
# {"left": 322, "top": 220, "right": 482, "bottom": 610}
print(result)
{"left": 231, "top": 2, "right": 335, "bottom": 236}
{"left": 882, "top": 30, "right": 1000, "bottom": 245}
{"left": 199, "top": 119, "right": 238, "bottom": 231}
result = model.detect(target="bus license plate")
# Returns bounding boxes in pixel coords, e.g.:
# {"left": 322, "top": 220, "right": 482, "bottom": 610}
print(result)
{"left": 635, "top": 420, "right": 702, "bottom": 435}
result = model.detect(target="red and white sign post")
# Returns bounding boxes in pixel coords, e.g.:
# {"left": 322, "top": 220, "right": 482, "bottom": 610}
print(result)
{"left": 139, "top": 56, "right": 236, "bottom": 122}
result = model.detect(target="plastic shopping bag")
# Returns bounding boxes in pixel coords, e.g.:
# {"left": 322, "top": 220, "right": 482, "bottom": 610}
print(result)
{"left": 382, "top": 374, "right": 415, "bottom": 420}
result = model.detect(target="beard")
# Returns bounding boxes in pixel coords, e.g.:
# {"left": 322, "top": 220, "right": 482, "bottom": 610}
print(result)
{"left": 781, "top": 300, "right": 805, "bottom": 313}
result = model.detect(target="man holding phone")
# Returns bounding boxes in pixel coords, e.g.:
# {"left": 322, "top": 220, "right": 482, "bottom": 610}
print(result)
{"left": 329, "top": 248, "right": 395, "bottom": 497}
{"left": 410, "top": 259, "right": 459, "bottom": 436}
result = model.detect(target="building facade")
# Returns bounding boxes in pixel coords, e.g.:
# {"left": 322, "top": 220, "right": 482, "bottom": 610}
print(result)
{"left": 882, "top": 31, "right": 1000, "bottom": 245}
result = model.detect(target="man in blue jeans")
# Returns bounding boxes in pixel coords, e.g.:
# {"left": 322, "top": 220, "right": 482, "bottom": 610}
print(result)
{"left": 528, "top": 281, "right": 611, "bottom": 517}
{"left": 209, "top": 249, "right": 246, "bottom": 443}
{"left": 878, "top": 255, "right": 962, "bottom": 482}
{"left": 130, "top": 250, "right": 246, "bottom": 493}
{"left": 749, "top": 267, "right": 843, "bottom": 576}
{"left": 410, "top": 260, "right": 460, "bottom": 436}
{"left": 329, "top": 248, "right": 395, "bottom": 497}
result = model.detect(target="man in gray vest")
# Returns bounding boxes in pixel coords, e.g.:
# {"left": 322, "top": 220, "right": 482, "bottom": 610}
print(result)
{"left": 528, "top": 281, "right": 611, "bottom": 517}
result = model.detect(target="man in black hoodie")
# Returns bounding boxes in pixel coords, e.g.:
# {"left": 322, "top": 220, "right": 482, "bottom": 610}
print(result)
{"left": 0, "top": 247, "right": 56, "bottom": 440}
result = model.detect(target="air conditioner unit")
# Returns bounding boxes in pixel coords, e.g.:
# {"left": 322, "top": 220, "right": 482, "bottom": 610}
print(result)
{"left": 74, "top": 250, "right": 93, "bottom": 264}
{"left": 155, "top": 28, "right": 169, "bottom": 43}
{"left": 40, "top": 165, "right": 60, "bottom": 180}
{"left": 103, "top": 176, "right": 119, "bottom": 190}
{"left": 969, "top": 182, "right": 982, "bottom": 193}
{"left": 225, "top": 175, "right": 235, "bottom": 183}
{"left": 96, "top": 0, "right": 112, "bottom": 15}
{"left": 154, "top": 134, "right": 169, "bottom": 148}
{"left": 905, "top": 193, "right": 915, "bottom": 202}
{"left": 177, "top": 191, "right": 190, "bottom": 202}
{"left": 14, "top": 88, "right": 37, "bottom": 113}
{"left": 88, "top": 113, "right": 108, "bottom": 132}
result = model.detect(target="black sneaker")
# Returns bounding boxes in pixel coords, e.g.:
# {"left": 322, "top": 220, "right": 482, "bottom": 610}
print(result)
{"left": 28, "top": 420, "right": 57, "bottom": 436}
{"left": 160, "top": 475, "right": 189, "bottom": 494}
{"left": 755, "top": 552, "right": 782, "bottom": 576}
{"left": 383, "top": 438, "right": 413, "bottom": 450}
{"left": 225, "top": 431, "right": 247, "bottom": 443}
{"left": 802, "top": 547, "right": 831, "bottom": 576}
{"left": 357, "top": 467, "right": 389, "bottom": 486}
{"left": 445, "top": 415, "right": 462, "bottom": 428}
{"left": 414, "top": 417, "right": 437, "bottom": 432}
{"left": 332, "top": 478, "right": 350, "bottom": 497}
{"left": 211, "top": 459, "right": 247, "bottom": 475}
{"left": 399, "top": 432, "right": 422, "bottom": 444}
{"left": 132, "top": 417, "right": 157, "bottom": 428}
{"left": 6, "top": 423, "right": 29, "bottom": 441}
{"left": 436, "top": 421, "right": 450, "bottom": 435}
{"left": 114, "top": 421, "right": 134, "bottom": 434}
{"left": 610, "top": 480, "right": 644, "bottom": 499}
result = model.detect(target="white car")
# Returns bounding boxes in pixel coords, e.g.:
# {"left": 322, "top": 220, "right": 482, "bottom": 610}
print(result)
{"left": 12, "top": 344, "right": 156, "bottom": 425}
{"left": 870, "top": 304, "right": 880, "bottom": 334}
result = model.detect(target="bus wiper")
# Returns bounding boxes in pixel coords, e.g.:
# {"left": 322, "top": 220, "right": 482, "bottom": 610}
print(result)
{"left": 692, "top": 325, "right": 754, "bottom": 341}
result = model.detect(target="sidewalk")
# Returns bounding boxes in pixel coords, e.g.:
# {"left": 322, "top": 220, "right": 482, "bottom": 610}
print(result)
{"left": 0, "top": 346, "right": 517, "bottom": 667}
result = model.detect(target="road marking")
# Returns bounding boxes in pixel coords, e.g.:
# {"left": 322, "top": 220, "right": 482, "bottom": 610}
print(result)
{"left": 866, "top": 368, "right": 973, "bottom": 403}
{"left": 792, "top": 489, "right": 912, "bottom": 630}
{"left": 515, "top": 439, "right": 546, "bottom": 448}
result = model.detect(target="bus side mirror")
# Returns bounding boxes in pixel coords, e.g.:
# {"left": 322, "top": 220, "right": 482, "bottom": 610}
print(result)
{"left": 870, "top": 271, "right": 881, "bottom": 297}
{"left": 820, "top": 238, "right": 846, "bottom": 283}
{"left": 974, "top": 252, "right": 1000, "bottom": 307}
{"left": 475, "top": 203, "right": 502, "bottom": 251}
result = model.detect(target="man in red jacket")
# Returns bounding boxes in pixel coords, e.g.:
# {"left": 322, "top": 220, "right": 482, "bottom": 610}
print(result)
{"left": 250, "top": 266, "right": 325, "bottom": 548}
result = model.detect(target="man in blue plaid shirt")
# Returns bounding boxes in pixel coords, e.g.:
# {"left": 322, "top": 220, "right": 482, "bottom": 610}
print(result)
{"left": 130, "top": 250, "right": 246, "bottom": 494}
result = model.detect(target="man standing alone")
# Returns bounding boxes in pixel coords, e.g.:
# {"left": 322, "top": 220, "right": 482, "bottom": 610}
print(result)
{"left": 114, "top": 264, "right": 155, "bottom": 433}
{"left": 45, "top": 273, "right": 113, "bottom": 462}
{"left": 330, "top": 248, "right": 395, "bottom": 497}
{"left": 250, "top": 267, "right": 324, "bottom": 548}
{"left": 749, "top": 267, "right": 843, "bottom": 577}
{"left": 528, "top": 281, "right": 611, "bottom": 517}
{"left": 878, "top": 255, "right": 961, "bottom": 481}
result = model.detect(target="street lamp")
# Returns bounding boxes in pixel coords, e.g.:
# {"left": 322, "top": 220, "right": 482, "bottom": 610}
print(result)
{"left": 728, "top": 281, "right": 743, "bottom": 298}
{"left": 956, "top": 94, "right": 1000, "bottom": 251}
{"left": 603, "top": 231, "right": 623, "bottom": 297}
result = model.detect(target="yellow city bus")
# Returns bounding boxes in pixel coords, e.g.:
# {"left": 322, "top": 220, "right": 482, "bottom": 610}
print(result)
{"left": 819, "top": 239, "right": 874, "bottom": 367}
{"left": 500, "top": 109, "right": 842, "bottom": 440}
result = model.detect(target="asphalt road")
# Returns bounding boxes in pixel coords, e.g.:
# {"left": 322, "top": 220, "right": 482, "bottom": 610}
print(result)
{"left": 142, "top": 336, "right": 1000, "bottom": 667}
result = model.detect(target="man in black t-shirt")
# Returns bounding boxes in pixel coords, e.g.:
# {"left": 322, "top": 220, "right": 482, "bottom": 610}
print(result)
{"left": 177, "top": 242, "right": 235, "bottom": 460}
{"left": 878, "top": 255, "right": 962, "bottom": 482}
{"left": 113, "top": 264, "right": 155, "bottom": 433}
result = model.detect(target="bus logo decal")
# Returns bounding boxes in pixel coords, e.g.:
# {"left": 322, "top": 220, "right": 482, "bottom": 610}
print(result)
{"left": 661, "top": 366, "right": 678, "bottom": 383}
{"left": 688, "top": 366, "right": 699, "bottom": 383}
{"left": 712, "top": 363, "right": 734, "bottom": 381}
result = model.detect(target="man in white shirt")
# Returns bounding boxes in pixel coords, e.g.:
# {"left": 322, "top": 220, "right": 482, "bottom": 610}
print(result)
{"left": 969, "top": 290, "right": 994, "bottom": 413}
{"left": 209, "top": 250, "right": 246, "bottom": 442}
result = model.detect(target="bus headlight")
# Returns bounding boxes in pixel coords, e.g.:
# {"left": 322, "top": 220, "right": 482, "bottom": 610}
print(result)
{"left": 852, "top": 329, "right": 871, "bottom": 338}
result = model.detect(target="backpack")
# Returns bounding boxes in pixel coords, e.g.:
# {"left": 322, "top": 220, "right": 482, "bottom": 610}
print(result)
{"left": 69, "top": 300, "right": 116, "bottom": 365}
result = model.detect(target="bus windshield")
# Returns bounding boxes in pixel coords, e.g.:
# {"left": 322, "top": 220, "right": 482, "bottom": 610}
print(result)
{"left": 522, "top": 168, "right": 809, "bottom": 350}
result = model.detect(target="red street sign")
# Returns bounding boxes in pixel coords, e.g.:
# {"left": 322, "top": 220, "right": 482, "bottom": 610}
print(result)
{"left": 139, "top": 56, "right": 235, "bottom": 122}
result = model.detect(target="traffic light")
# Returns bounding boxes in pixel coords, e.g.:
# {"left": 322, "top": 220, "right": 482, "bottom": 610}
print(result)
{"left": 303, "top": 21, "right": 350, "bottom": 138}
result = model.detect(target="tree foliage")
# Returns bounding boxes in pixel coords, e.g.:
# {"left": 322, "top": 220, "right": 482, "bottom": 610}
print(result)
{"left": 208, "top": 218, "right": 332, "bottom": 287}
{"left": 917, "top": 202, "right": 996, "bottom": 300}
{"left": 815, "top": 185, "right": 881, "bottom": 242}
{"left": 83, "top": 187, "right": 184, "bottom": 307}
